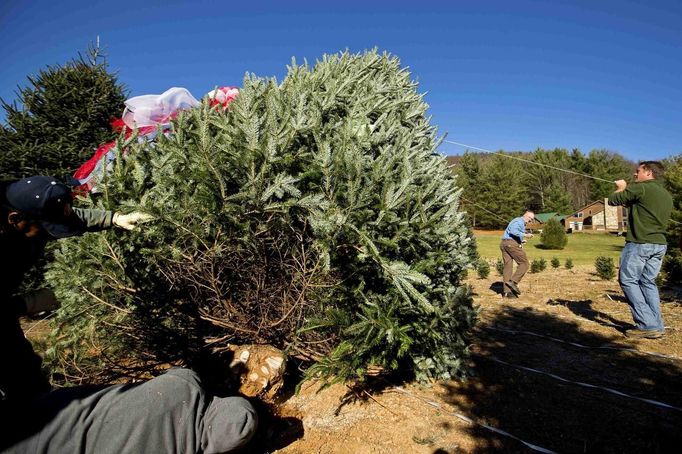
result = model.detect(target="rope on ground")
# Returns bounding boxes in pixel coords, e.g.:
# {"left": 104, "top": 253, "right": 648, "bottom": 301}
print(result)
{"left": 23, "top": 311, "right": 57, "bottom": 335}
{"left": 481, "top": 325, "right": 682, "bottom": 361}
{"left": 390, "top": 385, "right": 558, "bottom": 454}
{"left": 483, "top": 355, "right": 682, "bottom": 412}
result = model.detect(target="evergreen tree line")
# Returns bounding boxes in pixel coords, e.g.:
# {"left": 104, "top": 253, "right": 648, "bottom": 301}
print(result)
{"left": 451, "top": 148, "right": 635, "bottom": 229}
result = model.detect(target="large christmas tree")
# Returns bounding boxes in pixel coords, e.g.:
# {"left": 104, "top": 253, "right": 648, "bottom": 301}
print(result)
{"left": 46, "top": 50, "right": 477, "bottom": 385}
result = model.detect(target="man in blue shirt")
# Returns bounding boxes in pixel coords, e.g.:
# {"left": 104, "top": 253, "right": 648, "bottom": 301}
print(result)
{"left": 500, "top": 210, "right": 535, "bottom": 298}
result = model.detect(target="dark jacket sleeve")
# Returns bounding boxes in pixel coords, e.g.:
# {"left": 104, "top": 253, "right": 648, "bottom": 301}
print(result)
{"left": 72, "top": 207, "right": 115, "bottom": 231}
{"left": 608, "top": 185, "right": 642, "bottom": 207}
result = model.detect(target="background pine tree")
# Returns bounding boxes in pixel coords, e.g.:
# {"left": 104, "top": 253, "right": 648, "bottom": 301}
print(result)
{"left": 0, "top": 43, "right": 127, "bottom": 180}
{"left": 46, "top": 50, "right": 477, "bottom": 386}
{"left": 662, "top": 155, "right": 682, "bottom": 284}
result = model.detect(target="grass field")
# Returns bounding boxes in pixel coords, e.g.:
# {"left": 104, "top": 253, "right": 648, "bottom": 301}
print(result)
{"left": 474, "top": 230, "right": 625, "bottom": 265}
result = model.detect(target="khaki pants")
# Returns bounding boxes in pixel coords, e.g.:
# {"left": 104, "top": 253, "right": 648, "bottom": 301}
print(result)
{"left": 500, "top": 239, "right": 529, "bottom": 292}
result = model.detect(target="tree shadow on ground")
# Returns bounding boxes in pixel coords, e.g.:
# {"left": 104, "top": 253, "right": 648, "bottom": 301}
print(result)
{"left": 532, "top": 245, "right": 565, "bottom": 250}
{"left": 438, "top": 306, "right": 682, "bottom": 453}
{"left": 244, "top": 401, "right": 305, "bottom": 453}
{"left": 547, "top": 298, "right": 632, "bottom": 331}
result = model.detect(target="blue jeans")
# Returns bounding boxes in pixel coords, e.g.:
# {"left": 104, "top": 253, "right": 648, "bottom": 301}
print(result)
{"left": 619, "top": 242, "right": 667, "bottom": 331}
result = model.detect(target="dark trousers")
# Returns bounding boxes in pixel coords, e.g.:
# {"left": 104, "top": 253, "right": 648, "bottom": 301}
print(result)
{"left": 500, "top": 239, "right": 529, "bottom": 291}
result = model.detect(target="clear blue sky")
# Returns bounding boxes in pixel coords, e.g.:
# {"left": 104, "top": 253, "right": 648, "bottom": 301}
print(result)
{"left": 1, "top": 0, "right": 680, "bottom": 161}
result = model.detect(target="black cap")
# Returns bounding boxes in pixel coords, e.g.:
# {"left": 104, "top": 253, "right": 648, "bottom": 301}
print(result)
{"left": 5, "top": 176, "right": 81, "bottom": 238}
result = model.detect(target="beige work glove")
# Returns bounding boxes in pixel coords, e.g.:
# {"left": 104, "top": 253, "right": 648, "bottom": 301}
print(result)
{"left": 23, "top": 289, "right": 60, "bottom": 315}
{"left": 112, "top": 212, "right": 154, "bottom": 231}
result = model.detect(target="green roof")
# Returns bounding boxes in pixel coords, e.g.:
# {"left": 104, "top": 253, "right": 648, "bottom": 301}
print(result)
{"left": 533, "top": 212, "right": 567, "bottom": 223}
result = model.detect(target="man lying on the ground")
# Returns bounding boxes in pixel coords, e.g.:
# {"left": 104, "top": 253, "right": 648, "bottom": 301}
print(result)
{"left": 2, "top": 367, "right": 258, "bottom": 454}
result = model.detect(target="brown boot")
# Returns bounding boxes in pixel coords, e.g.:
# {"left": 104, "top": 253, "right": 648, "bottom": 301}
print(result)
{"left": 624, "top": 328, "right": 665, "bottom": 339}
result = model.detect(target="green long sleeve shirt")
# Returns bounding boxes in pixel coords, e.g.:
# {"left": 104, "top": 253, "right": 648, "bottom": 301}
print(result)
{"left": 72, "top": 207, "right": 114, "bottom": 230}
{"left": 608, "top": 180, "right": 672, "bottom": 245}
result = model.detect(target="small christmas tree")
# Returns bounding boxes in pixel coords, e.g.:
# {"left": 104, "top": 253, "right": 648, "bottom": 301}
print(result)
{"left": 495, "top": 258, "right": 504, "bottom": 276}
{"left": 476, "top": 260, "right": 490, "bottom": 279}
{"left": 531, "top": 258, "right": 547, "bottom": 273}
{"left": 595, "top": 256, "right": 615, "bottom": 280}
{"left": 540, "top": 218, "right": 568, "bottom": 249}
{"left": 47, "top": 50, "right": 477, "bottom": 385}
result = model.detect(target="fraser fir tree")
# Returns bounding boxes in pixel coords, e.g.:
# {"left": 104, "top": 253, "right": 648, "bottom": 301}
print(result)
{"left": 0, "top": 43, "right": 126, "bottom": 179}
{"left": 474, "top": 154, "right": 526, "bottom": 229}
{"left": 595, "top": 256, "right": 616, "bottom": 280}
{"left": 662, "top": 155, "right": 682, "bottom": 284}
{"left": 530, "top": 258, "right": 547, "bottom": 273}
{"left": 46, "top": 50, "right": 477, "bottom": 385}
{"left": 540, "top": 218, "right": 568, "bottom": 249}
{"left": 544, "top": 184, "right": 572, "bottom": 214}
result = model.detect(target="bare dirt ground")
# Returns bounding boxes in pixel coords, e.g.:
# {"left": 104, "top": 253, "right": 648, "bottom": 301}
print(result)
{"left": 266, "top": 266, "right": 682, "bottom": 453}
{"left": 21, "top": 265, "right": 682, "bottom": 453}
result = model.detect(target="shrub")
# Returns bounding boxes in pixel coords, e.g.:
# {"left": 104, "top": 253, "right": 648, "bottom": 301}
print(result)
{"left": 46, "top": 50, "right": 477, "bottom": 386}
{"left": 565, "top": 258, "right": 574, "bottom": 270}
{"left": 662, "top": 249, "right": 682, "bottom": 286}
{"left": 476, "top": 260, "right": 490, "bottom": 279}
{"left": 530, "top": 258, "right": 547, "bottom": 273}
{"left": 495, "top": 258, "right": 504, "bottom": 276}
{"left": 595, "top": 256, "right": 616, "bottom": 280}
{"left": 539, "top": 218, "right": 567, "bottom": 250}
{"left": 550, "top": 257, "right": 561, "bottom": 269}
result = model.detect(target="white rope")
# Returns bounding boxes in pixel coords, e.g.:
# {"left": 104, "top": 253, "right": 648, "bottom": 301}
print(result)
{"left": 486, "top": 356, "right": 682, "bottom": 412}
{"left": 460, "top": 196, "right": 509, "bottom": 224}
{"left": 482, "top": 325, "right": 682, "bottom": 361}
{"left": 444, "top": 138, "right": 682, "bottom": 225}
{"left": 23, "top": 311, "right": 57, "bottom": 335}
{"left": 443, "top": 140, "right": 615, "bottom": 183}
{"left": 391, "top": 386, "right": 558, "bottom": 453}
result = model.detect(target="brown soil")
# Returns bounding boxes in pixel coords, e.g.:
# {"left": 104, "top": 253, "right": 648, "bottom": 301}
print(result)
{"left": 268, "top": 266, "right": 682, "bottom": 453}
{"left": 21, "top": 267, "right": 682, "bottom": 453}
